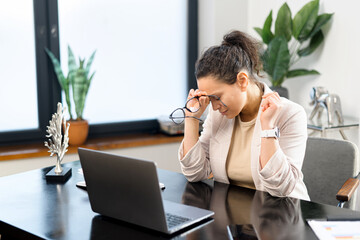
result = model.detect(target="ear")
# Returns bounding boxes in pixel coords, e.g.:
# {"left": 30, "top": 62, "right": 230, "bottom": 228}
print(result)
{"left": 236, "top": 72, "right": 249, "bottom": 92}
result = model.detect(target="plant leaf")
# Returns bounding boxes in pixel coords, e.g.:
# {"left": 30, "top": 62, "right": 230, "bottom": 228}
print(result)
{"left": 85, "top": 50, "right": 96, "bottom": 78}
{"left": 293, "top": 0, "right": 319, "bottom": 41}
{"left": 262, "top": 36, "right": 290, "bottom": 85}
{"left": 286, "top": 69, "right": 320, "bottom": 78}
{"left": 306, "top": 13, "right": 334, "bottom": 40}
{"left": 45, "top": 48, "right": 73, "bottom": 119}
{"left": 85, "top": 72, "right": 96, "bottom": 97}
{"left": 72, "top": 66, "right": 87, "bottom": 120}
{"left": 262, "top": 10, "right": 274, "bottom": 44}
{"left": 45, "top": 48, "right": 66, "bottom": 89}
{"left": 63, "top": 85, "right": 73, "bottom": 120}
{"left": 275, "top": 3, "right": 292, "bottom": 42}
{"left": 80, "top": 71, "right": 96, "bottom": 118}
{"left": 297, "top": 30, "right": 324, "bottom": 57}
{"left": 67, "top": 46, "right": 77, "bottom": 81}
{"left": 254, "top": 27, "right": 263, "bottom": 38}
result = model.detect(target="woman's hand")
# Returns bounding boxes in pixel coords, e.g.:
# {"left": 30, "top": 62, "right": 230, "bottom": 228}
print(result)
{"left": 186, "top": 89, "right": 210, "bottom": 119}
{"left": 260, "top": 92, "right": 283, "bottom": 130}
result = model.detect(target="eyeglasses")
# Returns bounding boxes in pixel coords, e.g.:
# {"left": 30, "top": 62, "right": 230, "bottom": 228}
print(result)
{"left": 169, "top": 95, "right": 227, "bottom": 124}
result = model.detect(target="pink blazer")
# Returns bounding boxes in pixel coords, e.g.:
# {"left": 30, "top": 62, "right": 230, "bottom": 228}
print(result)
{"left": 178, "top": 84, "right": 310, "bottom": 200}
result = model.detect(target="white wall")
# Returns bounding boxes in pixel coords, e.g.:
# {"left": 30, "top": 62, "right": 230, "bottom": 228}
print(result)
{"left": 199, "top": 0, "right": 248, "bottom": 53}
{"left": 199, "top": 0, "right": 360, "bottom": 145}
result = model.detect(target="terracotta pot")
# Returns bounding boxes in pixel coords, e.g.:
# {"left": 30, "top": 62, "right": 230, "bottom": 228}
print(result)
{"left": 67, "top": 119, "right": 89, "bottom": 145}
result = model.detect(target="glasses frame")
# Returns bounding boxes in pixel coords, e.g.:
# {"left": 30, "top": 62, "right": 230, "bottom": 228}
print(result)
{"left": 169, "top": 95, "right": 227, "bottom": 125}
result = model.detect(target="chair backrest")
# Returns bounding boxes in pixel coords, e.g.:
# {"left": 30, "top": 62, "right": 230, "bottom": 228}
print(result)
{"left": 302, "top": 137, "right": 359, "bottom": 209}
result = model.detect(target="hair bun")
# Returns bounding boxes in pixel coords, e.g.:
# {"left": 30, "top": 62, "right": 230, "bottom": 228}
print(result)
{"left": 222, "top": 30, "right": 244, "bottom": 47}
{"left": 196, "top": 30, "right": 262, "bottom": 82}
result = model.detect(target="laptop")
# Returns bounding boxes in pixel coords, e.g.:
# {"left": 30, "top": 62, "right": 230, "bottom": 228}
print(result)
{"left": 78, "top": 148, "right": 214, "bottom": 235}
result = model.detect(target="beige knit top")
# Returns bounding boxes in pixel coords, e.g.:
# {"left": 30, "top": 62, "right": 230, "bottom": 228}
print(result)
{"left": 226, "top": 115, "right": 256, "bottom": 189}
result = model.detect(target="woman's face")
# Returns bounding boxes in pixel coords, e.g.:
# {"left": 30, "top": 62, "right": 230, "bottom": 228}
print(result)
{"left": 197, "top": 75, "right": 246, "bottom": 119}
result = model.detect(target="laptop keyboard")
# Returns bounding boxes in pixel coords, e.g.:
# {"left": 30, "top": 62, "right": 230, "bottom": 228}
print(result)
{"left": 166, "top": 213, "right": 191, "bottom": 228}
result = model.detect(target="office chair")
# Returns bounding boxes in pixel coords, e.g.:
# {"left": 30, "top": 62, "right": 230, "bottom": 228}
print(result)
{"left": 302, "top": 137, "right": 360, "bottom": 209}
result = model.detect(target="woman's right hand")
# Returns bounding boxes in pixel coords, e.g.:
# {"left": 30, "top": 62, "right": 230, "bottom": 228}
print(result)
{"left": 185, "top": 89, "right": 210, "bottom": 119}
{"left": 183, "top": 89, "right": 209, "bottom": 156}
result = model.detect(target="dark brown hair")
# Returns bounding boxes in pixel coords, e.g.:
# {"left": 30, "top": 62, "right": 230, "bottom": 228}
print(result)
{"left": 195, "top": 30, "right": 262, "bottom": 84}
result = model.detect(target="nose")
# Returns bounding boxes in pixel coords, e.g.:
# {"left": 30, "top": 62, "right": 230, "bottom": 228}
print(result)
{"left": 211, "top": 101, "right": 221, "bottom": 111}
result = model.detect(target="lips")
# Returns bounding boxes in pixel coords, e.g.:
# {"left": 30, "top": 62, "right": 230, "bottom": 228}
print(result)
{"left": 220, "top": 110, "right": 228, "bottom": 115}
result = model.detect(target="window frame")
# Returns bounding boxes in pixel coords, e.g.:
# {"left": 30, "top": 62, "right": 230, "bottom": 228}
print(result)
{"left": 0, "top": 0, "right": 198, "bottom": 146}
{"left": 0, "top": 0, "right": 61, "bottom": 145}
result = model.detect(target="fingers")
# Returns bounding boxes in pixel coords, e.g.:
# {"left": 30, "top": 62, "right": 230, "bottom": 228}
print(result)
{"left": 188, "top": 89, "right": 195, "bottom": 100}
{"left": 262, "top": 92, "right": 280, "bottom": 100}
{"left": 261, "top": 92, "right": 282, "bottom": 112}
{"left": 261, "top": 99, "right": 270, "bottom": 112}
{"left": 187, "top": 89, "right": 208, "bottom": 99}
{"left": 186, "top": 89, "right": 210, "bottom": 117}
{"left": 199, "top": 95, "right": 210, "bottom": 107}
{"left": 194, "top": 89, "right": 208, "bottom": 97}
{"left": 262, "top": 96, "right": 279, "bottom": 111}
{"left": 189, "top": 89, "right": 208, "bottom": 97}
{"left": 260, "top": 92, "right": 283, "bottom": 129}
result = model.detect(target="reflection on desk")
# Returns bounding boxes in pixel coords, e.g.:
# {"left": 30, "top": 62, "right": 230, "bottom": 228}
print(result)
{"left": 182, "top": 182, "right": 306, "bottom": 240}
{"left": 251, "top": 191, "right": 304, "bottom": 240}
{"left": 90, "top": 215, "right": 214, "bottom": 240}
{"left": 0, "top": 161, "right": 360, "bottom": 239}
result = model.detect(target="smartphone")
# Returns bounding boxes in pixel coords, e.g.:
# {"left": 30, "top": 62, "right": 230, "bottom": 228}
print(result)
{"left": 76, "top": 181, "right": 87, "bottom": 190}
{"left": 227, "top": 224, "right": 258, "bottom": 240}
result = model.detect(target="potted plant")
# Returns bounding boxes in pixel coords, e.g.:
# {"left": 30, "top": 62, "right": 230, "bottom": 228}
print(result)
{"left": 46, "top": 46, "right": 96, "bottom": 145}
{"left": 254, "top": 0, "right": 333, "bottom": 98}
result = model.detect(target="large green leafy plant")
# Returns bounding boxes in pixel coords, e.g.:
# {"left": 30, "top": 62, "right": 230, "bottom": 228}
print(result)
{"left": 254, "top": 0, "right": 333, "bottom": 87}
{"left": 46, "top": 46, "right": 96, "bottom": 120}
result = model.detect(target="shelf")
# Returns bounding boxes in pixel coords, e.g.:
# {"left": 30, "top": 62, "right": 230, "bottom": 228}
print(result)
{"left": 0, "top": 133, "right": 183, "bottom": 161}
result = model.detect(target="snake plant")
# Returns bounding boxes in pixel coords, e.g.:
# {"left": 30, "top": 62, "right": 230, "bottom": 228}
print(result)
{"left": 254, "top": 0, "right": 333, "bottom": 87}
{"left": 45, "top": 46, "right": 96, "bottom": 120}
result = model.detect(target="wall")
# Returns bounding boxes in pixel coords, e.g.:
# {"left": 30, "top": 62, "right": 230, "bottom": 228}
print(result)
{"left": 0, "top": 142, "right": 181, "bottom": 177}
{"left": 198, "top": 0, "right": 248, "bottom": 54}
{"left": 198, "top": 0, "right": 360, "bottom": 145}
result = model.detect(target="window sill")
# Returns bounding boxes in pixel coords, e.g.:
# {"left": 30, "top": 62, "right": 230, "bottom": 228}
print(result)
{"left": 0, "top": 133, "right": 183, "bottom": 161}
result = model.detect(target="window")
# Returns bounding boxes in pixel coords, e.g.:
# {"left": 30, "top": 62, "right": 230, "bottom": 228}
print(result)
{"left": 0, "top": 1, "right": 38, "bottom": 132}
{"left": 0, "top": 0, "right": 198, "bottom": 145}
{"left": 58, "top": 0, "right": 188, "bottom": 124}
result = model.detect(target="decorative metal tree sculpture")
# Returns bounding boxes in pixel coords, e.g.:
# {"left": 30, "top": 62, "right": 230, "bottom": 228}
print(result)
{"left": 45, "top": 102, "right": 70, "bottom": 174}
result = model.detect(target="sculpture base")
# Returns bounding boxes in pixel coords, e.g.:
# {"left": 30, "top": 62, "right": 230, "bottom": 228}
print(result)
{"left": 45, "top": 167, "right": 72, "bottom": 183}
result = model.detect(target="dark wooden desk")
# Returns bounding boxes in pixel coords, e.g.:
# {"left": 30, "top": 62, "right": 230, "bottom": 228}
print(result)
{"left": 0, "top": 161, "right": 359, "bottom": 240}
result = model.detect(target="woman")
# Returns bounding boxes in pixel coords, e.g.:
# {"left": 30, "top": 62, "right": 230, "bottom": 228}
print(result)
{"left": 178, "top": 30, "right": 309, "bottom": 200}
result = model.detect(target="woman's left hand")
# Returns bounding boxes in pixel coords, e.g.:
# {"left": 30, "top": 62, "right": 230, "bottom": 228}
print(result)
{"left": 260, "top": 92, "right": 283, "bottom": 130}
